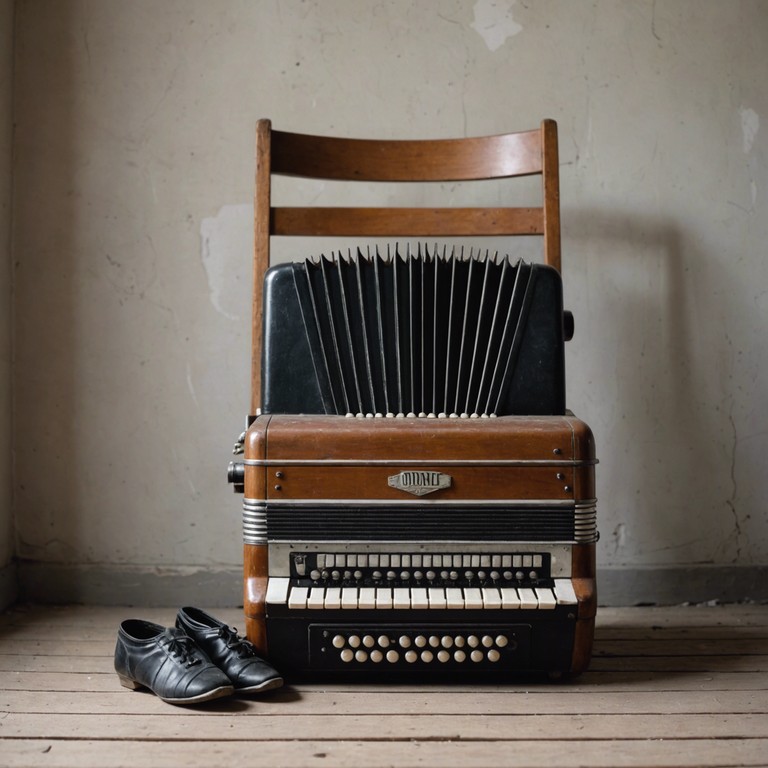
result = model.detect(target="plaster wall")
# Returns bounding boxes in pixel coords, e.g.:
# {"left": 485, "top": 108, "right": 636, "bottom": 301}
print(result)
{"left": 0, "top": 0, "right": 15, "bottom": 608}
{"left": 11, "top": 0, "right": 768, "bottom": 605}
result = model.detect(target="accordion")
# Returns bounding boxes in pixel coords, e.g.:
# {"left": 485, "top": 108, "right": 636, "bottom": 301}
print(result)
{"left": 236, "top": 246, "right": 597, "bottom": 679}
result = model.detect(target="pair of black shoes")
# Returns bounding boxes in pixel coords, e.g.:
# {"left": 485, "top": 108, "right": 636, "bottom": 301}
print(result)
{"left": 114, "top": 607, "right": 283, "bottom": 705}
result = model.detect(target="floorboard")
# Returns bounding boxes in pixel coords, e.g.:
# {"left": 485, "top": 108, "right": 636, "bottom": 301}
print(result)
{"left": 1, "top": 604, "right": 767, "bottom": 767}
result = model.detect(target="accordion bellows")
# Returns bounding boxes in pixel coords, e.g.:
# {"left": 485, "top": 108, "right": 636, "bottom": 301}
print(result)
{"left": 262, "top": 244, "right": 567, "bottom": 417}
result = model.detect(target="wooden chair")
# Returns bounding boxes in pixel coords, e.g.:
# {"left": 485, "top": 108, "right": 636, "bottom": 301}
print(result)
{"left": 251, "top": 119, "right": 562, "bottom": 417}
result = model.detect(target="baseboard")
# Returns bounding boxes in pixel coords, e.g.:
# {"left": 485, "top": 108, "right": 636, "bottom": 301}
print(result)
{"left": 0, "top": 560, "right": 18, "bottom": 610}
{"left": 598, "top": 565, "right": 768, "bottom": 606}
{"left": 16, "top": 563, "right": 243, "bottom": 607}
{"left": 14, "top": 562, "right": 768, "bottom": 607}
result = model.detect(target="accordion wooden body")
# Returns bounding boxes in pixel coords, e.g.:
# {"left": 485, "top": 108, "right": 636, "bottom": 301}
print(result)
{"left": 239, "top": 247, "right": 598, "bottom": 679}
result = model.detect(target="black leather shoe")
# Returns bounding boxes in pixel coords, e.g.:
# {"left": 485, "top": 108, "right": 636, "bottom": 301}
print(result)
{"left": 114, "top": 619, "right": 234, "bottom": 705}
{"left": 176, "top": 607, "right": 283, "bottom": 694}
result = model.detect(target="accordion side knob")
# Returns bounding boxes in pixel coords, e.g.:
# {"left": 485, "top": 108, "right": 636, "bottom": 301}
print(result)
{"left": 563, "top": 310, "right": 575, "bottom": 342}
{"left": 228, "top": 461, "right": 245, "bottom": 494}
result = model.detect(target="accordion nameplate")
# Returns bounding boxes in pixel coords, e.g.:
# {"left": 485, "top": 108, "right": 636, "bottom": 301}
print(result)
{"left": 388, "top": 471, "right": 452, "bottom": 497}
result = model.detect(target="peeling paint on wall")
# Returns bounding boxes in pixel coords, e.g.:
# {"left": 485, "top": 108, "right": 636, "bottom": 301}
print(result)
{"left": 199, "top": 204, "right": 251, "bottom": 321}
{"left": 740, "top": 107, "right": 759, "bottom": 154}
{"left": 471, "top": 0, "right": 522, "bottom": 52}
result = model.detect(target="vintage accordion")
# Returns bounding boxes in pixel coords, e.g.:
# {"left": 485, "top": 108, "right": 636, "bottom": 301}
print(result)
{"left": 235, "top": 245, "right": 597, "bottom": 679}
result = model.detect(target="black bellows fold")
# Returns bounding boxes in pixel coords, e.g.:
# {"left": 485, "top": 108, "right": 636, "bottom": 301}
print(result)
{"left": 261, "top": 244, "right": 566, "bottom": 417}
{"left": 302, "top": 244, "right": 534, "bottom": 418}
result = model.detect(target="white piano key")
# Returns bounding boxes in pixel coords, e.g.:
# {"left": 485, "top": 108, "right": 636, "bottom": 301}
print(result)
{"left": 482, "top": 587, "right": 502, "bottom": 609}
{"left": 287, "top": 586, "right": 309, "bottom": 609}
{"left": 393, "top": 587, "right": 410, "bottom": 609}
{"left": 341, "top": 587, "right": 358, "bottom": 609}
{"left": 500, "top": 588, "right": 521, "bottom": 609}
{"left": 410, "top": 588, "right": 429, "bottom": 610}
{"left": 376, "top": 588, "right": 393, "bottom": 609}
{"left": 446, "top": 588, "right": 464, "bottom": 609}
{"left": 265, "top": 577, "right": 290, "bottom": 605}
{"left": 463, "top": 588, "right": 483, "bottom": 609}
{"left": 535, "top": 587, "right": 557, "bottom": 610}
{"left": 554, "top": 578, "right": 579, "bottom": 605}
{"left": 307, "top": 587, "right": 325, "bottom": 609}
{"left": 428, "top": 587, "right": 447, "bottom": 609}
{"left": 358, "top": 587, "right": 377, "bottom": 609}
{"left": 518, "top": 587, "right": 538, "bottom": 609}
{"left": 324, "top": 587, "right": 341, "bottom": 609}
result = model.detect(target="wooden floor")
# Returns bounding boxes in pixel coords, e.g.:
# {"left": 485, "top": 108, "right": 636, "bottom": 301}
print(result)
{"left": 1, "top": 604, "right": 767, "bottom": 767}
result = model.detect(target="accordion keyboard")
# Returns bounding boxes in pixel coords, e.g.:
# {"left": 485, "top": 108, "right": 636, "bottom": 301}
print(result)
{"left": 267, "top": 578, "right": 577, "bottom": 611}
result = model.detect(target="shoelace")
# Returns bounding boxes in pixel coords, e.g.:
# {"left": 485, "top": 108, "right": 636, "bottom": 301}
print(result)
{"left": 217, "top": 626, "right": 256, "bottom": 658}
{"left": 163, "top": 632, "right": 202, "bottom": 667}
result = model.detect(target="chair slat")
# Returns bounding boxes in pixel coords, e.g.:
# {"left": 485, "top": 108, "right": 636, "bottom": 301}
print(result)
{"left": 271, "top": 130, "right": 543, "bottom": 181}
{"left": 272, "top": 207, "right": 544, "bottom": 237}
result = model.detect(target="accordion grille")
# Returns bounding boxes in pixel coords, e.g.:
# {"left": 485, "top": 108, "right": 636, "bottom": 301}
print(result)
{"left": 266, "top": 504, "right": 576, "bottom": 542}
{"left": 298, "top": 245, "right": 537, "bottom": 419}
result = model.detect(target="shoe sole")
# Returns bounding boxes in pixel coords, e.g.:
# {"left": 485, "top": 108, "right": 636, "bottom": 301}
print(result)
{"left": 117, "top": 674, "right": 234, "bottom": 704}
{"left": 235, "top": 676, "right": 284, "bottom": 694}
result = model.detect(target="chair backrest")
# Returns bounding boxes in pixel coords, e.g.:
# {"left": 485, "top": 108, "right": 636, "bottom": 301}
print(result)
{"left": 251, "top": 119, "right": 561, "bottom": 414}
